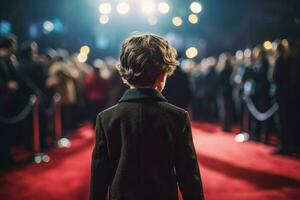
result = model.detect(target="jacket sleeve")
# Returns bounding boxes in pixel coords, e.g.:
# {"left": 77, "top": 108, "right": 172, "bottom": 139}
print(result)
{"left": 90, "top": 114, "right": 110, "bottom": 200}
{"left": 175, "top": 112, "right": 205, "bottom": 200}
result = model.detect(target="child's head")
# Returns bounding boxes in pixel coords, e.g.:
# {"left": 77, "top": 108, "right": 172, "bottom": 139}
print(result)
{"left": 117, "top": 33, "right": 178, "bottom": 90}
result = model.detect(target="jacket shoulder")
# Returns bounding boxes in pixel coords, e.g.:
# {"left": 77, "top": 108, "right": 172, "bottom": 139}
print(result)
{"left": 97, "top": 104, "right": 120, "bottom": 119}
{"left": 100, "top": 104, "right": 119, "bottom": 114}
{"left": 96, "top": 102, "right": 189, "bottom": 126}
{"left": 158, "top": 101, "right": 188, "bottom": 116}
{"left": 99, "top": 101, "right": 187, "bottom": 115}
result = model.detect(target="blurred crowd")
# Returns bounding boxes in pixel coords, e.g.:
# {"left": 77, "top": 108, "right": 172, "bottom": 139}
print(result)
{"left": 175, "top": 39, "right": 300, "bottom": 156}
{"left": 0, "top": 34, "right": 300, "bottom": 169}
{"left": 0, "top": 34, "right": 128, "bottom": 169}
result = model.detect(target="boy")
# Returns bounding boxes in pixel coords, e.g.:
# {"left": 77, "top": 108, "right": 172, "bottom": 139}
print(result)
{"left": 90, "top": 33, "right": 204, "bottom": 200}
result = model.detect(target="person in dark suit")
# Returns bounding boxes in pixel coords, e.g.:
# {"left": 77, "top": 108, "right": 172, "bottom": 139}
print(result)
{"left": 218, "top": 56, "right": 234, "bottom": 132}
{"left": 0, "top": 35, "right": 33, "bottom": 169}
{"left": 18, "top": 41, "right": 49, "bottom": 148}
{"left": 18, "top": 41, "right": 47, "bottom": 98}
{"left": 273, "top": 43, "right": 293, "bottom": 154}
{"left": 251, "top": 48, "right": 272, "bottom": 142}
{"left": 0, "top": 35, "right": 19, "bottom": 170}
{"left": 163, "top": 53, "right": 192, "bottom": 110}
{"left": 90, "top": 33, "right": 205, "bottom": 200}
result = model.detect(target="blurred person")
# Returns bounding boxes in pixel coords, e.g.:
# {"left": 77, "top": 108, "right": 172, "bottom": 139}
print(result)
{"left": 42, "top": 49, "right": 58, "bottom": 105}
{"left": 0, "top": 35, "right": 21, "bottom": 115}
{"left": 191, "top": 58, "right": 218, "bottom": 122}
{"left": 47, "top": 56, "right": 77, "bottom": 135}
{"left": 190, "top": 60, "right": 213, "bottom": 121}
{"left": 289, "top": 40, "right": 300, "bottom": 153}
{"left": 84, "top": 65, "right": 107, "bottom": 125}
{"left": 217, "top": 55, "right": 234, "bottom": 132}
{"left": 163, "top": 53, "right": 192, "bottom": 110}
{"left": 67, "top": 55, "right": 90, "bottom": 126}
{"left": 239, "top": 52, "right": 256, "bottom": 134}
{"left": 42, "top": 49, "right": 57, "bottom": 68}
{"left": 18, "top": 41, "right": 50, "bottom": 148}
{"left": 18, "top": 41, "right": 47, "bottom": 98}
{"left": 0, "top": 35, "right": 34, "bottom": 169}
{"left": 0, "top": 35, "right": 19, "bottom": 169}
{"left": 90, "top": 33, "right": 204, "bottom": 200}
{"left": 250, "top": 47, "right": 272, "bottom": 143}
{"left": 105, "top": 58, "right": 127, "bottom": 107}
{"left": 203, "top": 59, "right": 218, "bottom": 122}
{"left": 189, "top": 63, "right": 204, "bottom": 121}
{"left": 273, "top": 41, "right": 293, "bottom": 154}
{"left": 231, "top": 53, "right": 246, "bottom": 125}
{"left": 68, "top": 55, "right": 90, "bottom": 97}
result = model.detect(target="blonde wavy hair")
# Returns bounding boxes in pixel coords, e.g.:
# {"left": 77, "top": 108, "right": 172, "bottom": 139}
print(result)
{"left": 117, "top": 33, "right": 178, "bottom": 86}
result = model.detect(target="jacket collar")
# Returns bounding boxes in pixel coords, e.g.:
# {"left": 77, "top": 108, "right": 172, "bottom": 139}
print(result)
{"left": 119, "top": 88, "right": 167, "bottom": 103}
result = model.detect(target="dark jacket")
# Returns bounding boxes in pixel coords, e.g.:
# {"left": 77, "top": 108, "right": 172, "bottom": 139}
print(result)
{"left": 163, "top": 68, "right": 192, "bottom": 110}
{"left": 0, "top": 56, "right": 34, "bottom": 117}
{"left": 218, "top": 65, "right": 233, "bottom": 97}
{"left": 90, "top": 88, "right": 204, "bottom": 200}
{"left": 18, "top": 58, "right": 47, "bottom": 97}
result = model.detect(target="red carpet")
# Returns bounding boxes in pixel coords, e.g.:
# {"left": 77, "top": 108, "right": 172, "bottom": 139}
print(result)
{"left": 1, "top": 122, "right": 300, "bottom": 200}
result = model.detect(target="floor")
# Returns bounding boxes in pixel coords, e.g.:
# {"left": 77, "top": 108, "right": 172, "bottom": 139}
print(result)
{"left": 1, "top": 122, "right": 300, "bottom": 200}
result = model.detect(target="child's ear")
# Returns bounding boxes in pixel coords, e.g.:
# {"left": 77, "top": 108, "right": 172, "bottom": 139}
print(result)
{"left": 155, "top": 72, "right": 168, "bottom": 91}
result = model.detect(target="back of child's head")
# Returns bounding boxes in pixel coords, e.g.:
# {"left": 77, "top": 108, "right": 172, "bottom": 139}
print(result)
{"left": 118, "top": 33, "right": 178, "bottom": 87}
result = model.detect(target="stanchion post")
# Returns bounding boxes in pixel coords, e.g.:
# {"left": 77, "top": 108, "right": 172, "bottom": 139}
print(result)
{"left": 243, "top": 103, "right": 250, "bottom": 133}
{"left": 31, "top": 95, "right": 50, "bottom": 163}
{"left": 53, "top": 93, "right": 70, "bottom": 148}
{"left": 54, "top": 94, "right": 62, "bottom": 140}
{"left": 236, "top": 99, "right": 250, "bottom": 143}
{"left": 32, "top": 96, "right": 41, "bottom": 155}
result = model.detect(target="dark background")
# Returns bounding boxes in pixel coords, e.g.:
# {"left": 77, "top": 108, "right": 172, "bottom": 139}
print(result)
{"left": 0, "top": 0, "right": 299, "bottom": 60}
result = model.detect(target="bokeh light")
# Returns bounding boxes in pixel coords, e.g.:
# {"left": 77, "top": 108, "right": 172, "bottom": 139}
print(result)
{"left": 207, "top": 56, "right": 216, "bottom": 66}
{"left": 80, "top": 45, "right": 90, "bottom": 55}
{"left": 190, "top": 1, "right": 202, "bottom": 14}
{"left": 57, "top": 138, "right": 71, "bottom": 148}
{"left": 185, "top": 47, "right": 198, "bottom": 58}
{"left": 148, "top": 16, "right": 158, "bottom": 25}
{"left": 188, "top": 14, "right": 199, "bottom": 24}
{"left": 100, "top": 68, "right": 111, "bottom": 79}
{"left": 157, "top": 2, "right": 170, "bottom": 14}
{"left": 77, "top": 53, "right": 88, "bottom": 63}
{"left": 98, "top": 2, "right": 112, "bottom": 15}
{"left": 0, "top": 20, "right": 11, "bottom": 35}
{"left": 235, "top": 50, "right": 243, "bottom": 60}
{"left": 99, "top": 15, "right": 109, "bottom": 24}
{"left": 235, "top": 133, "right": 250, "bottom": 143}
{"left": 34, "top": 156, "right": 42, "bottom": 164}
{"left": 141, "top": 0, "right": 155, "bottom": 14}
{"left": 117, "top": 2, "right": 130, "bottom": 15}
{"left": 263, "top": 41, "right": 272, "bottom": 50}
{"left": 244, "top": 48, "right": 252, "bottom": 58}
{"left": 42, "top": 155, "right": 50, "bottom": 163}
{"left": 282, "top": 39, "right": 289, "bottom": 47}
{"left": 43, "top": 21, "right": 54, "bottom": 32}
{"left": 272, "top": 41, "right": 278, "bottom": 50}
{"left": 172, "top": 16, "right": 183, "bottom": 27}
